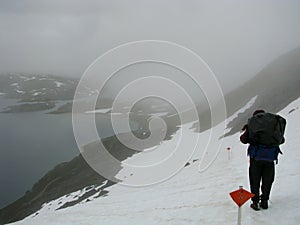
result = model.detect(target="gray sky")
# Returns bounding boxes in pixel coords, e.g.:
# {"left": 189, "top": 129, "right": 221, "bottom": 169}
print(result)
{"left": 0, "top": 0, "right": 300, "bottom": 93}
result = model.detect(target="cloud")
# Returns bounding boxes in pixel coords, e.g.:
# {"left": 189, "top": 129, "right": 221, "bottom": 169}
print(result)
{"left": 0, "top": 0, "right": 300, "bottom": 93}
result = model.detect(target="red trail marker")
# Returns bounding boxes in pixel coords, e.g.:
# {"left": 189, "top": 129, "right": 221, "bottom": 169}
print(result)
{"left": 230, "top": 186, "right": 254, "bottom": 225}
{"left": 230, "top": 187, "right": 254, "bottom": 207}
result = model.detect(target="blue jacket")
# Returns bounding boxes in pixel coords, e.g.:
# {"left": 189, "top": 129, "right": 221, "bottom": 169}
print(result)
{"left": 247, "top": 145, "right": 281, "bottom": 162}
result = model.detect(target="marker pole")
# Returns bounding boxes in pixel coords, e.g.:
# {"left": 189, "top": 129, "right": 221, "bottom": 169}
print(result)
{"left": 237, "top": 205, "right": 242, "bottom": 225}
{"left": 227, "top": 147, "right": 231, "bottom": 160}
{"left": 237, "top": 186, "right": 243, "bottom": 225}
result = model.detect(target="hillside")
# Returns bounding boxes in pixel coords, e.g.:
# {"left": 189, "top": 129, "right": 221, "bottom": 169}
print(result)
{"left": 1, "top": 47, "right": 300, "bottom": 224}
{"left": 8, "top": 96, "right": 300, "bottom": 225}
{"left": 223, "top": 47, "right": 300, "bottom": 136}
{"left": 0, "top": 74, "right": 77, "bottom": 113}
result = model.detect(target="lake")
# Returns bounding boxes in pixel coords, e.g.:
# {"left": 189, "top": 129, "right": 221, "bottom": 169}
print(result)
{"left": 0, "top": 98, "right": 138, "bottom": 208}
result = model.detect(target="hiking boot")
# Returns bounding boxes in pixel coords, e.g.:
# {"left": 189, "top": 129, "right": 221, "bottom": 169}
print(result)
{"left": 260, "top": 199, "right": 268, "bottom": 209}
{"left": 250, "top": 202, "right": 260, "bottom": 211}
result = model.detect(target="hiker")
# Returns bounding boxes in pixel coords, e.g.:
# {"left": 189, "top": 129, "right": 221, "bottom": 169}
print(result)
{"left": 240, "top": 110, "right": 286, "bottom": 211}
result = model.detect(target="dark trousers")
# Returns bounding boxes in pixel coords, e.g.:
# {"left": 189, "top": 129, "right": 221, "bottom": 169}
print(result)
{"left": 249, "top": 158, "right": 275, "bottom": 203}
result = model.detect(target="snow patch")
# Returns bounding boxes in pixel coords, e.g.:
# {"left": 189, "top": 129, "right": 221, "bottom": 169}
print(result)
{"left": 226, "top": 95, "right": 258, "bottom": 125}
{"left": 149, "top": 112, "right": 169, "bottom": 117}
{"left": 54, "top": 81, "right": 65, "bottom": 88}
{"left": 28, "top": 183, "right": 108, "bottom": 219}
{"left": 22, "top": 76, "right": 36, "bottom": 81}
{"left": 15, "top": 89, "right": 25, "bottom": 94}
{"left": 85, "top": 108, "right": 111, "bottom": 114}
{"left": 39, "top": 78, "right": 52, "bottom": 81}
{"left": 32, "top": 92, "right": 42, "bottom": 96}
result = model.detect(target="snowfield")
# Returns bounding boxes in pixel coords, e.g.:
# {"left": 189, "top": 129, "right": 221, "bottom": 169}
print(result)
{"left": 11, "top": 97, "right": 300, "bottom": 225}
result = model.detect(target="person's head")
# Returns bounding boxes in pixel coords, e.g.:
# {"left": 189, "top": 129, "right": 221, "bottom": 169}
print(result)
{"left": 253, "top": 109, "right": 265, "bottom": 116}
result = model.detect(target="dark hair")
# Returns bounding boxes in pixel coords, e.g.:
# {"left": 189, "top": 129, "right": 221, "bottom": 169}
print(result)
{"left": 253, "top": 109, "right": 265, "bottom": 116}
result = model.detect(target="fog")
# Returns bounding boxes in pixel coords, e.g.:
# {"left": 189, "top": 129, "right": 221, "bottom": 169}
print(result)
{"left": 0, "top": 0, "right": 300, "bottom": 94}
{"left": 1, "top": 0, "right": 300, "bottom": 211}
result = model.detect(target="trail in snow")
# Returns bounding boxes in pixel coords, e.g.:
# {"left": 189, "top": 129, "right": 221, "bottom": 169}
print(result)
{"left": 11, "top": 97, "right": 300, "bottom": 225}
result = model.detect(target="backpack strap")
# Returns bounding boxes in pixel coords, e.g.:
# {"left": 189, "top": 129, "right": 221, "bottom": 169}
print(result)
{"left": 275, "top": 115, "right": 286, "bottom": 144}
{"left": 275, "top": 147, "right": 282, "bottom": 164}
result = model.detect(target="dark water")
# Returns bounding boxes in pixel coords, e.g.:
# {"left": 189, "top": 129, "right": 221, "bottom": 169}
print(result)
{"left": 0, "top": 98, "right": 135, "bottom": 208}
{"left": 0, "top": 113, "right": 78, "bottom": 208}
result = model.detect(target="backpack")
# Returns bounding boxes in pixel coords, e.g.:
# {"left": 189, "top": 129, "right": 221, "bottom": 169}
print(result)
{"left": 248, "top": 112, "right": 286, "bottom": 147}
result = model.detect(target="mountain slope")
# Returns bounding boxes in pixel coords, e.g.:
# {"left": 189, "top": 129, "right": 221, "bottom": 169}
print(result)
{"left": 223, "top": 47, "right": 300, "bottom": 136}
{"left": 0, "top": 134, "right": 137, "bottom": 224}
{"left": 0, "top": 74, "right": 78, "bottom": 113}
{"left": 1, "top": 46, "right": 300, "bottom": 224}
{"left": 0, "top": 74, "right": 78, "bottom": 102}
{"left": 1, "top": 47, "right": 300, "bottom": 224}
{"left": 8, "top": 96, "right": 300, "bottom": 225}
